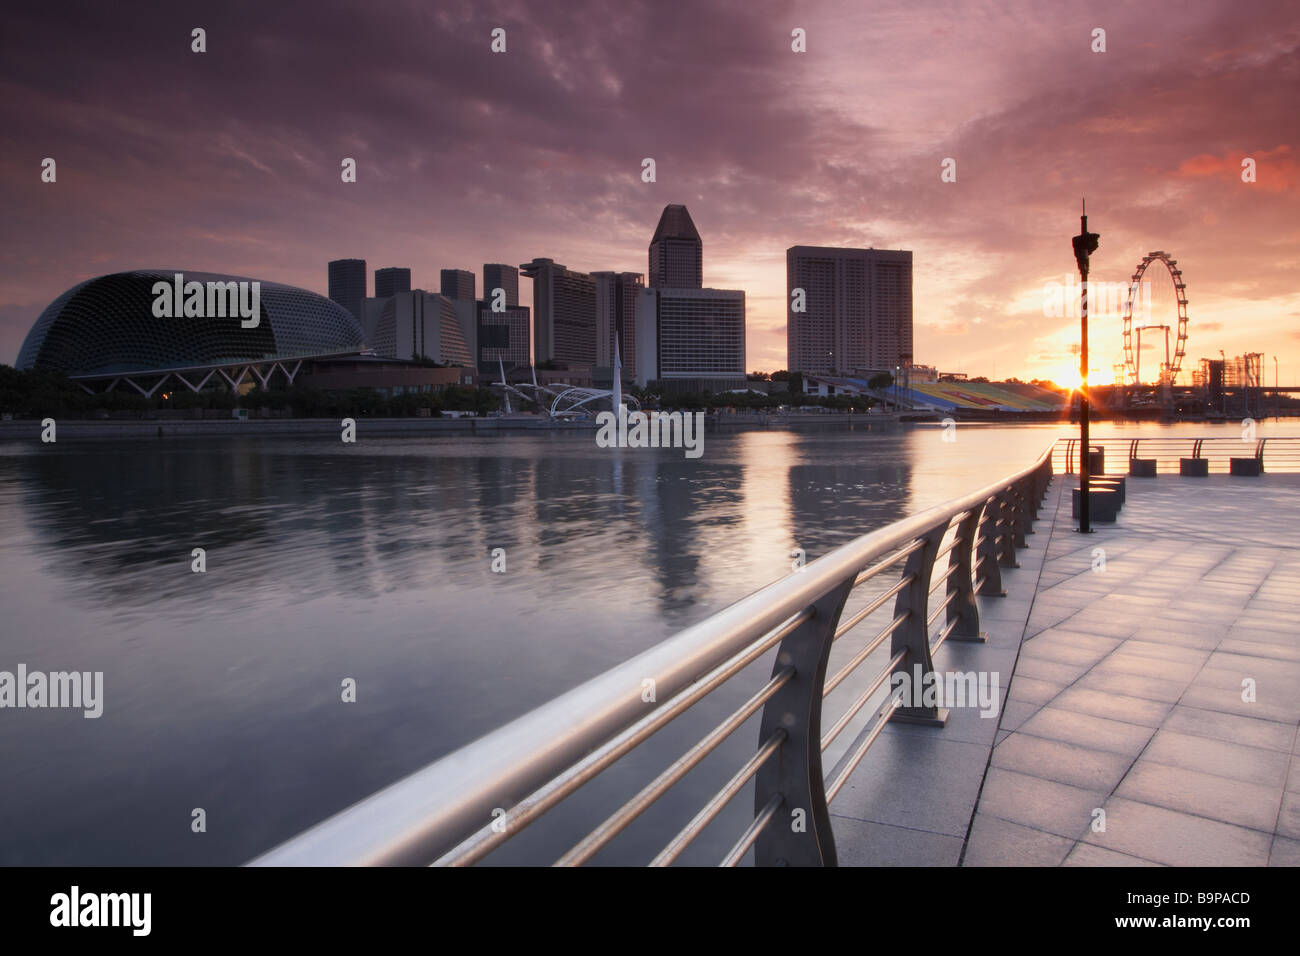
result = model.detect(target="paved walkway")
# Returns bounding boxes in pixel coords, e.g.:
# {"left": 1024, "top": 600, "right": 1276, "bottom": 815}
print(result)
{"left": 830, "top": 472, "right": 1300, "bottom": 866}
{"left": 964, "top": 473, "right": 1300, "bottom": 866}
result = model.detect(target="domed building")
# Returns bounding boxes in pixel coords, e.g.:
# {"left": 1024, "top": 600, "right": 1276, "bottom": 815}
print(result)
{"left": 17, "top": 270, "right": 365, "bottom": 394}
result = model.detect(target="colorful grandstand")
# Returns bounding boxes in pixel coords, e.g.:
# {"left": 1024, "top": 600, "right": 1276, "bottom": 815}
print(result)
{"left": 803, "top": 374, "right": 1066, "bottom": 413}
{"left": 910, "top": 381, "right": 1065, "bottom": 412}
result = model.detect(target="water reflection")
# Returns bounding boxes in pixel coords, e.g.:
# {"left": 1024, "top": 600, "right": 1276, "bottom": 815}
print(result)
{"left": 0, "top": 423, "right": 1069, "bottom": 865}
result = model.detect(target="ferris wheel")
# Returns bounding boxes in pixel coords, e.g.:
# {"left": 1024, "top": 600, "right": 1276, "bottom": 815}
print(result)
{"left": 1121, "top": 251, "right": 1188, "bottom": 386}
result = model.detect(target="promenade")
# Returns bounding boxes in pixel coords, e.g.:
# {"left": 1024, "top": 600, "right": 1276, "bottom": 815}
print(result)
{"left": 830, "top": 472, "right": 1300, "bottom": 866}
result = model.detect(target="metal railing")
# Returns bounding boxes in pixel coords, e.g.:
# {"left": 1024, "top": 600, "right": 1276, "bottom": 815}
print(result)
{"left": 251, "top": 446, "right": 1055, "bottom": 867}
{"left": 1055, "top": 436, "right": 1300, "bottom": 475}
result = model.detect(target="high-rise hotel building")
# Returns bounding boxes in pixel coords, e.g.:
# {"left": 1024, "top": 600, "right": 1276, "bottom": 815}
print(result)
{"left": 635, "top": 204, "right": 745, "bottom": 391}
{"left": 592, "top": 271, "right": 643, "bottom": 376}
{"left": 520, "top": 258, "right": 597, "bottom": 365}
{"left": 648, "top": 204, "right": 703, "bottom": 289}
{"left": 786, "top": 246, "right": 912, "bottom": 375}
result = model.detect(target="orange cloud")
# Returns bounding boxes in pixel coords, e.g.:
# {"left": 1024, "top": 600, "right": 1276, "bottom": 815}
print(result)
{"left": 1175, "top": 145, "right": 1296, "bottom": 192}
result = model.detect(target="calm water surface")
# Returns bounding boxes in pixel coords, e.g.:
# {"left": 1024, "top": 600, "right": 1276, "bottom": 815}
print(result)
{"left": 0, "top": 419, "right": 1281, "bottom": 864}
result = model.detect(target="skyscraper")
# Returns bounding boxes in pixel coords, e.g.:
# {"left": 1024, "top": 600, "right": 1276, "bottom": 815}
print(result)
{"left": 786, "top": 246, "right": 913, "bottom": 375}
{"left": 648, "top": 204, "right": 703, "bottom": 290}
{"left": 328, "top": 258, "right": 367, "bottom": 325}
{"left": 520, "top": 258, "right": 597, "bottom": 365}
{"left": 482, "top": 264, "right": 519, "bottom": 308}
{"left": 635, "top": 288, "right": 745, "bottom": 390}
{"left": 476, "top": 300, "right": 531, "bottom": 374}
{"left": 592, "top": 271, "right": 643, "bottom": 376}
{"left": 374, "top": 267, "right": 411, "bottom": 299}
{"left": 369, "top": 291, "right": 473, "bottom": 366}
{"left": 440, "top": 269, "right": 476, "bottom": 302}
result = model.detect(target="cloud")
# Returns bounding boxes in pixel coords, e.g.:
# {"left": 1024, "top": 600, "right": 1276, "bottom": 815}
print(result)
{"left": 0, "top": 0, "right": 1296, "bottom": 382}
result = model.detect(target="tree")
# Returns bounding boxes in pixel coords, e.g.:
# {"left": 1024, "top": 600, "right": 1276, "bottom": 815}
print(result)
{"left": 867, "top": 372, "right": 894, "bottom": 390}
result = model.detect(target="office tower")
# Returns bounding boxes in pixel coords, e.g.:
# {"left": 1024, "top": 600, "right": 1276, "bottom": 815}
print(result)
{"left": 368, "top": 291, "right": 473, "bottom": 366}
{"left": 328, "top": 258, "right": 367, "bottom": 325}
{"left": 635, "top": 287, "right": 745, "bottom": 390}
{"left": 476, "top": 300, "right": 531, "bottom": 374}
{"left": 648, "top": 204, "right": 703, "bottom": 290}
{"left": 374, "top": 267, "right": 411, "bottom": 299}
{"left": 520, "top": 258, "right": 597, "bottom": 365}
{"left": 482, "top": 264, "right": 519, "bottom": 308}
{"left": 786, "top": 246, "right": 913, "bottom": 375}
{"left": 440, "top": 269, "right": 476, "bottom": 302}
{"left": 592, "top": 271, "right": 643, "bottom": 377}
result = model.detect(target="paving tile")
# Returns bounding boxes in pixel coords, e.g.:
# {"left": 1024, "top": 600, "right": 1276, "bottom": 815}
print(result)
{"left": 1082, "top": 797, "right": 1272, "bottom": 866}
{"left": 1017, "top": 706, "right": 1155, "bottom": 757}
{"left": 1269, "top": 835, "right": 1300, "bottom": 867}
{"left": 1006, "top": 675, "right": 1067, "bottom": 706}
{"left": 1052, "top": 687, "right": 1173, "bottom": 727}
{"left": 1013, "top": 655, "right": 1090, "bottom": 685}
{"left": 831, "top": 817, "right": 963, "bottom": 866}
{"left": 1140, "top": 729, "right": 1291, "bottom": 787}
{"left": 1116, "top": 761, "right": 1282, "bottom": 831}
{"left": 962, "top": 814, "right": 1073, "bottom": 866}
{"left": 1075, "top": 670, "right": 1189, "bottom": 704}
{"left": 829, "top": 733, "right": 990, "bottom": 839}
{"left": 997, "top": 698, "right": 1038, "bottom": 734}
{"left": 1020, "top": 632, "right": 1121, "bottom": 667}
{"left": 1279, "top": 793, "right": 1300, "bottom": 841}
{"left": 992, "top": 733, "right": 1132, "bottom": 792}
{"left": 1062, "top": 843, "right": 1163, "bottom": 866}
{"left": 976, "top": 767, "right": 1106, "bottom": 840}
{"left": 1161, "top": 705, "right": 1295, "bottom": 752}
{"left": 1093, "top": 651, "right": 1203, "bottom": 683}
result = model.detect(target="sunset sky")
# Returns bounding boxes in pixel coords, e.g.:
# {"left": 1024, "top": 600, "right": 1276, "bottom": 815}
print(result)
{"left": 2, "top": 0, "right": 1297, "bottom": 385}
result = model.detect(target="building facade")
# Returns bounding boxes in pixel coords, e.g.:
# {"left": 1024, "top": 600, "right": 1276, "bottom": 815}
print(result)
{"left": 374, "top": 267, "right": 411, "bottom": 299}
{"left": 786, "top": 246, "right": 913, "bottom": 375}
{"left": 635, "top": 287, "right": 745, "bottom": 391}
{"left": 648, "top": 204, "right": 703, "bottom": 290}
{"left": 482, "top": 264, "right": 519, "bottom": 308}
{"left": 520, "top": 258, "right": 597, "bottom": 365}
{"left": 476, "top": 301, "right": 531, "bottom": 374}
{"left": 327, "top": 258, "right": 367, "bottom": 326}
{"left": 440, "top": 269, "right": 476, "bottom": 302}
{"left": 592, "top": 271, "right": 642, "bottom": 376}
{"left": 369, "top": 291, "right": 473, "bottom": 367}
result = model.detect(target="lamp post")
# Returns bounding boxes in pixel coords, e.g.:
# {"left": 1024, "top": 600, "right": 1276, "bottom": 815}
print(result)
{"left": 1072, "top": 200, "right": 1100, "bottom": 533}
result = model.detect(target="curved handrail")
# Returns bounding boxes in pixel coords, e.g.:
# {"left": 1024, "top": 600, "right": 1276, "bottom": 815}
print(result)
{"left": 251, "top": 444, "right": 1056, "bottom": 867}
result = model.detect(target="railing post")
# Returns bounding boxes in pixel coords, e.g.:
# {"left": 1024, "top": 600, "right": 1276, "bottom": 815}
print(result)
{"left": 995, "top": 491, "right": 1019, "bottom": 568}
{"left": 946, "top": 506, "right": 986, "bottom": 642}
{"left": 975, "top": 496, "right": 1005, "bottom": 597}
{"left": 753, "top": 578, "right": 855, "bottom": 867}
{"left": 890, "top": 522, "right": 949, "bottom": 726}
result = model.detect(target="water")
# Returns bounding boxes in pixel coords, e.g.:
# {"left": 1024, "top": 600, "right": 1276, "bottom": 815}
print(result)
{"left": 0, "top": 419, "right": 1286, "bottom": 864}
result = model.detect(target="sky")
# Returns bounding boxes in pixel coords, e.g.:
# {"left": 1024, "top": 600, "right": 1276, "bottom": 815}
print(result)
{"left": 2, "top": 0, "right": 1297, "bottom": 386}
